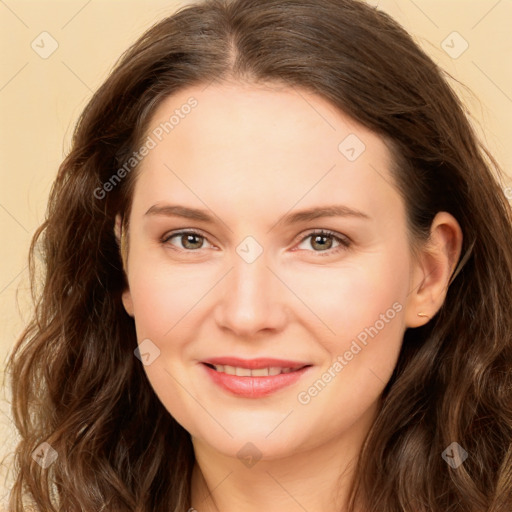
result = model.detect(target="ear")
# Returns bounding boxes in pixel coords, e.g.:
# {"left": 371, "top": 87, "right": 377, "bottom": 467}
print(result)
{"left": 121, "top": 288, "right": 135, "bottom": 318}
{"left": 404, "top": 211, "right": 463, "bottom": 328}
{"left": 114, "top": 213, "right": 123, "bottom": 245}
{"left": 114, "top": 213, "right": 134, "bottom": 317}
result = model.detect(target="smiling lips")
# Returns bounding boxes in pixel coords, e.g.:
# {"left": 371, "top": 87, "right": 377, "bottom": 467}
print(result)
{"left": 201, "top": 357, "right": 312, "bottom": 397}
{"left": 209, "top": 365, "right": 296, "bottom": 376}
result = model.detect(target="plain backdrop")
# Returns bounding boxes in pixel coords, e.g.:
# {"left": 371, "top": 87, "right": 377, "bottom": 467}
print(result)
{"left": 1, "top": 0, "right": 511, "bottom": 507}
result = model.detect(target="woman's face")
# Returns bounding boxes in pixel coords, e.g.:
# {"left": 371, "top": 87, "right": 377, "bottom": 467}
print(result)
{"left": 120, "top": 81, "right": 421, "bottom": 460}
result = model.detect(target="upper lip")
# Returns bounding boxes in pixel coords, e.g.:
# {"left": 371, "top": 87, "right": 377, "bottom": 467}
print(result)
{"left": 202, "top": 357, "right": 310, "bottom": 370}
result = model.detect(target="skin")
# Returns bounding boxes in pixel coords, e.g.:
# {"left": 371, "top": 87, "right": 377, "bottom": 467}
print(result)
{"left": 115, "top": 81, "right": 463, "bottom": 512}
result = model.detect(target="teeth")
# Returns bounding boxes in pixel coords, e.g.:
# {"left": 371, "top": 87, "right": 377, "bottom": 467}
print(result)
{"left": 251, "top": 368, "right": 269, "bottom": 376}
{"left": 223, "top": 365, "right": 236, "bottom": 375}
{"left": 211, "top": 364, "right": 297, "bottom": 376}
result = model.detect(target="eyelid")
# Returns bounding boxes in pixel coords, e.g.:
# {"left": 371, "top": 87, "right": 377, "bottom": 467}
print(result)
{"left": 293, "top": 229, "right": 351, "bottom": 255}
{"left": 161, "top": 228, "right": 215, "bottom": 248}
{"left": 161, "top": 228, "right": 351, "bottom": 254}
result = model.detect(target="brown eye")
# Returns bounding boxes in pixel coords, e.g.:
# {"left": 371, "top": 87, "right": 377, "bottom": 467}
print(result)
{"left": 296, "top": 230, "right": 351, "bottom": 256}
{"left": 162, "top": 231, "right": 208, "bottom": 250}
{"left": 310, "top": 233, "right": 334, "bottom": 251}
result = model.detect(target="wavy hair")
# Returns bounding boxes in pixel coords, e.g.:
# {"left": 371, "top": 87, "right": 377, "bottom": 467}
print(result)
{"left": 6, "top": 0, "right": 512, "bottom": 510}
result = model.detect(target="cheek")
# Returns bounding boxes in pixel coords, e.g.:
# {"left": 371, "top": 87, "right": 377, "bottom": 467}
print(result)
{"left": 129, "top": 278, "right": 174, "bottom": 338}
{"left": 291, "top": 253, "right": 408, "bottom": 346}
{"left": 291, "top": 250, "right": 409, "bottom": 413}
{"left": 126, "top": 262, "right": 212, "bottom": 431}
{"left": 127, "top": 258, "right": 214, "bottom": 338}
{"left": 291, "top": 276, "right": 407, "bottom": 435}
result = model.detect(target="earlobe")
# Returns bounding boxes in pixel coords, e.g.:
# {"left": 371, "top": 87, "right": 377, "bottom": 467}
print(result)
{"left": 122, "top": 289, "right": 135, "bottom": 317}
{"left": 114, "top": 214, "right": 123, "bottom": 244}
{"left": 404, "top": 212, "right": 463, "bottom": 328}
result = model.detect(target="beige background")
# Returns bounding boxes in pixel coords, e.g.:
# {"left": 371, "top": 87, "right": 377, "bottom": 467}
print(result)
{"left": 0, "top": 0, "right": 511, "bottom": 507}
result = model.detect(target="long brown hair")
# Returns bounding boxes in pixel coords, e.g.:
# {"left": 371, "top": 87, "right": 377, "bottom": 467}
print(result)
{"left": 6, "top": 0, "right": 512, "bottom": 510}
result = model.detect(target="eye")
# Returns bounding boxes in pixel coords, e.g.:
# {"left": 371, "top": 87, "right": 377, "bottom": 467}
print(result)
{"left": 295, "top": 230, "right": 351, "bottom": 256}
{"left": 161, "top": 230, "right": 213, "bottom": 251}
{"left": 160, "top": 228, "right": 351, "bottom": 255}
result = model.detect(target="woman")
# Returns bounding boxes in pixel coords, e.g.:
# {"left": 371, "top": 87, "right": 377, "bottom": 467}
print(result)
{"left": 7, "top": 0, "right": 512, "bottom": 511}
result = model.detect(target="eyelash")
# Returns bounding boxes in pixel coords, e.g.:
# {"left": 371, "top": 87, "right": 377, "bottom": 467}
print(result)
{"left": 160, "top": 229, "right": 351, "bottom": 257}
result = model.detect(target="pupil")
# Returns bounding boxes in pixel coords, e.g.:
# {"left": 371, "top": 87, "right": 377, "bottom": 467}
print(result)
{"left": 184, "top": 234, "right": 202, "bottom": 249}
{"left": 313, "top": 235, "right": 332, "bottom": 250}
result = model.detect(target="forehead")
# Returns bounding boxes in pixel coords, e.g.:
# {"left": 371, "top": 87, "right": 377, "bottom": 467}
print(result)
{"left": 130, "top": 82, "right": 400, "bottom": 224}
{"left": 144, "top": 81, "right": 386, "bottom": 163}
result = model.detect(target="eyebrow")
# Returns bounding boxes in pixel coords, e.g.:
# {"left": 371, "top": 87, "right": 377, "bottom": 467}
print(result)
{"left": 144, "top": 204, "right": 370, "bottom": 224}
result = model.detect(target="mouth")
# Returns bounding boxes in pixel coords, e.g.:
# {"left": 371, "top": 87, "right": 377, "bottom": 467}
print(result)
{"left": 203, "top": 363, "right": 308, "bottom": 377}
{"left": 200, "top": 357, "right": 312, "bottom": 397}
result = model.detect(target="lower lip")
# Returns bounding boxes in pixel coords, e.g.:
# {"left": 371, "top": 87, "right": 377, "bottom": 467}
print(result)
{"left": 202, "top": 364, "right": 311, "bottom": 398}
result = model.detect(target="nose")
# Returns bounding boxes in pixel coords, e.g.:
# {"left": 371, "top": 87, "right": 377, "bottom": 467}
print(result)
{"left": 213, "top": 248, "right": 288, "bottom": 338}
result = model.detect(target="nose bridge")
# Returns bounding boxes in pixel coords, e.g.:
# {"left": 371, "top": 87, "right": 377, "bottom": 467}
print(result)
{"left": 215, "top": 238, "right": 286, "bottom": 334}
